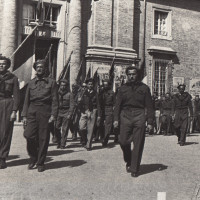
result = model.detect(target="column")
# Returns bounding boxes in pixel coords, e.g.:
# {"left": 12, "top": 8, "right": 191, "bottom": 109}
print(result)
{"left": 67, "top": 0, "right": 82, "bottom": 87}
{"left": 1, "top": 0, "right": 18, "bottom": 71}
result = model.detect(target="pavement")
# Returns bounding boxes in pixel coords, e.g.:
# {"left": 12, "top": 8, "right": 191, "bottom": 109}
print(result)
{"left": 0, "top": 126, "right": 200, "bottom": 200}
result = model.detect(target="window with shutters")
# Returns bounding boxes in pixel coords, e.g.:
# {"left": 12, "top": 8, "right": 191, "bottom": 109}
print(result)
{"left": 152, "top": 8, "right": 172, "bottom": 40}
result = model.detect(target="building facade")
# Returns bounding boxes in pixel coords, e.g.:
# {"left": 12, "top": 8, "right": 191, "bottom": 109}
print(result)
{"left": 0, "top": 0, "right": 200, "bottom": 96}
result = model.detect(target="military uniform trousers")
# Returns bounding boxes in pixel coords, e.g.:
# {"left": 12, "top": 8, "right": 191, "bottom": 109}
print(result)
{"left": 161, "top": 110, "right": 171, "bottom": 135}
{"left": 0, "top": 98, "right": 14, "bottom": 160}
{"left": 79, "top": 109, "right": 97, "bottom": 148}
{"left": 55, "top": 112, "right": 70, "bottom": 147}
{"left": 119, "top": 108, "right": 146, "bottom": 173}
{"left": 24, "top": 104, "right": 51, "bottom": 165}
{"left": 174, "top": 108, "right": 188, "bottom": 144}
{"left": 102, "top": 112, "right": 113, "bottom": 145}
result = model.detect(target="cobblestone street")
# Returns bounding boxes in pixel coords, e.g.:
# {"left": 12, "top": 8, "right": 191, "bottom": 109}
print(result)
{"left": 0, "top": 126, "right": 200, "bottom": 200}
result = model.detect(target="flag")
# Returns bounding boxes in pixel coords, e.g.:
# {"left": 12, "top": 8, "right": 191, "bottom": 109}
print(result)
{"left": 37, "top": 0, "right": 44, "bottom": 23}
{"left": 75, "top": 56, "right": 85, "bottom": 86}
{"left": 85, "top": 66, "right": 91, "bottom": 82}
{"left": 93, "top": 69, "right": 100, "bottom": 92}
{"left": 109, "top": 55, "right": 116, "bottom": 84}
{"left": 13, "top": 33, "right": 35, "bottom": 89}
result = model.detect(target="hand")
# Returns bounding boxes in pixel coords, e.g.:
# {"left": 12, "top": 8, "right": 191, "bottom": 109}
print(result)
{"left": 10, "top": 111, "right": 16, "bottom": 122}
{"left": 23, "top": 117, "right": 27, "bottom": 129}
{"left": 66, "top": 115, "right": 71, "bottom": 120}
{"left": 96, "top": 117, "right": 101, "bottom": 127}
{"left": 48, "top": 115, "right": 55, "bottom": 123}
{"left": 171, "top": 115, "right": 175, "bottom": 122}
{"left": 113, "top": 121, "right": 119, "bottom": 129}
{"left": 147, "top": 124, "right": 153, "bottom": 132}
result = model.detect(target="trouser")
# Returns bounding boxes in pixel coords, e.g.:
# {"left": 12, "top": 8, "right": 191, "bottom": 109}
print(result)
{"left": 102, "top": 113, "right": 113, "bottom": 145}
{"left": 174, "top": 109, "right": 188, "bottom": 144}
{"left": 0, "top": 98, "right": 14, "bottom": 160}
{"left": 79, "top": 109, "right": 97, "bottom": 148}
{"left": 24, "top": 104, "right": 51, "bottom": 166}
{"left": 55, "top": 115, "right": 70, "bottom": 147}
{"left": 119, "top": 108, "right": 146, "bottom": 173}
{"left": 160, "top": 110, "right": 171, "bottom": 135}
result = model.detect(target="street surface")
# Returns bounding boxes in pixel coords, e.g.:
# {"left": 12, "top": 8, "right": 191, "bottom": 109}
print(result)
{"left": 0, "top": 126, "right": 200, "bottom": 200}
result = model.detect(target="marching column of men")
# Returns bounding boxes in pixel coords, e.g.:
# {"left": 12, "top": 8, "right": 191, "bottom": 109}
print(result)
{"left": 0, "top": 55, "right": 199, "bottom": 175}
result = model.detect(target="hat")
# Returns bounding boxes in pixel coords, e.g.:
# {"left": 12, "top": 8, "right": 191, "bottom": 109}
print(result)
{"left": 125, "top": 66, "right": 139, "bottom": 75}
{"left": 85, "top": 78, "right": 94, "bottom": 84}
{"left": 0, "top": 55, "right": 11, "bottom": 68}
{"left": 33, "top": 59, "right": 46, "bottom": 70}
{"left": 59, "top": 79, "right": 69, "bottom": 85}
{"left": 177, "top": 84, "right": 186, "bottom": 89}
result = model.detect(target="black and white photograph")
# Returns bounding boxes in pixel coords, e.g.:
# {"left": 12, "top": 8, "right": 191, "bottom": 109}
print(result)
{"left": 0, "top": 0, "right": 200, "bottom": 199}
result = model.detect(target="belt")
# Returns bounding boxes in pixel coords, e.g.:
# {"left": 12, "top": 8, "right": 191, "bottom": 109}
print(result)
{"left": 122, "top": 107, "right": 144, "bottom": 112}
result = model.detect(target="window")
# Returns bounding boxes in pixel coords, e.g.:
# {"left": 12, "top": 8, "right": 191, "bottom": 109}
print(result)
{"left": 152, "top": 8, "right": 172, "bottom": 40}
{"left": 153, "top": 59, "right": 171, "bottom": 97}
{"left": 22, "top": 3, "right": 60, "bottom": 29}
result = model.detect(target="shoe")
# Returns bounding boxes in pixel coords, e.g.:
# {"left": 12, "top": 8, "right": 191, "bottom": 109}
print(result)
{"left": 0, "top": 159, "right": 7, "bottom": 169}
{"left": 180, "top": 143, "right": 185, "bottom": 146}
{"left": 131, "top": 172, "right": 138, "bottom": 177}
{"left": 177, "top": 141, "right": 181, "bottom": 144}
{"left": 60, "top": 146, "right": 65, "bottom": 149}
{"left": 37, "top": 165, "right": 45, "bottom": 172}
{"left": 126, "top": 165, "right": 131, "bottom": 173}
{"left": 57, "top": 144, "right": 61, "bottom": 149}
{"left": 28, "top": 162, "right": 36, "bottom": 170}
{"left": 85, "top": 147, "right": 92, "bottom": 151}
{"left": 52, "top": 137, "right": 58, "bottom": 144}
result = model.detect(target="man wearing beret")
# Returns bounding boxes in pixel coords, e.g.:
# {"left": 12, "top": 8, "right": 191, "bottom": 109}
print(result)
{"left": 78, "top": 78, "right": 101, "bottom": 151}
{"left": 22, "top": 59, "right": 58, "bottom": 172}
{"left": 100, "top": 79, "right": 115, "bottom": 147}
{"left": 55, "top": 80, "right": 75, "bottom": 149}
{"left": 113, "top": 66, "right": 154, "bottom": 177}
{"left": 0, "top": 55, "right": 20, "bottom": 169}
{"left": 172, "top": 84, "right": 193, "bottom": 146}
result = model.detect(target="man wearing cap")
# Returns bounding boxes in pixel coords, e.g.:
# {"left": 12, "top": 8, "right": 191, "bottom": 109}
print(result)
{"left": 100, "top": 79, "right": 115, "bottom": 147}
{"left": 113, "top": 66, "right": 154, "bottom": 177}
{"left": 160, "top": 92, "right": 173, "bottom": 136}
{"left": 172, "top": 84, "right": 193, "bottom": 146}
{"left": 78, "top": 78, "right": 101, "bottom": 151}
{"left": 0, "top": 56, "right": 20, "bottom": 169}
{"left": 55, "top": 80, "right": 75, "bottom": 149}
{"left": 22, "top": 59, "right": 58, "bottom": 172}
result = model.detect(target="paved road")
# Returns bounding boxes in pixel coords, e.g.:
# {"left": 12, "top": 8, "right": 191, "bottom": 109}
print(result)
{"left": 0, "top": 126, "right": 200, "bottom": 200}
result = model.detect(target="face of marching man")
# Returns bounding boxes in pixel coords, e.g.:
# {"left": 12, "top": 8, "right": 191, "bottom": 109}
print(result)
{"left": 87, "top": 81, "right": 93, "bottom": 91}
{"left": 127, "top": 69, "right": 138, "bottom": 83}
{"left": 36, "top": 63, "right": 46, "bottom": 77}
{"left": 0, "top": 60, "right": 8, "bottom": 73}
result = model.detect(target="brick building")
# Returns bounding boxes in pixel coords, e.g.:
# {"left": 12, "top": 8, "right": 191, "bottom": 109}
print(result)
{"left": 0, "top": 0, "right": 200, "bottom": 96}
{"left": 139, "top": 0, "right": 200, "bottom": 96}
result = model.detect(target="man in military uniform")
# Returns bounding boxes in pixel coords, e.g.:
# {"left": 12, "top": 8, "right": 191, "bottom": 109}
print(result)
{"left": 100, "top": 79, "right": 115, "bottom": 147}
{"left": 78, "top": 78, "right": 101, "bottom": 151}
{"left": 160, "top": 92, "right": 173, "bottom": 136}
{"left": 192, "top": 95, "right": 200, "bottom": 132}
{"left": 55, "top": 80, "right": 75, "bottom": 149}
{"left": 172, "top": 84, "right": 193, "bottom": 146}
{"left": 0, "top": 56, "right": 20, "bottom": 169}
{"left": 114, "top": 66, "right": 154, "bottom": 177}
{"left": 22, "top": 59, "right": 58, "bottom": 172}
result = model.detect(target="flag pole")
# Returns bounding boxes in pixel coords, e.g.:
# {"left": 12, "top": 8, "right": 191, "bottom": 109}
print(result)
{"left": 10, "top": 25, "right": 38, "bottom": 59}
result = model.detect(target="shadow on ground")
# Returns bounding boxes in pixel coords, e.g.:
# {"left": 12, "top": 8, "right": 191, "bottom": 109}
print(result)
{"left": 92, "top": 142, "right": 118, "bottom": 151}
{"left": 7, "top": 155, "right": 20, "bottom": 161}
{"left": 47, "top": 150, "right": 74, "bottom": 156}
{"left": 139, "top": 164, "right": 168, "bottom": 176}
{"left": 184, "top": 142, "right": 199, "bottom": 146}
{"left": 7, "top": 156, "right": 53, "bottom": 167}
{"left": 46, "top": 159, "right": 87, "bottom": 170}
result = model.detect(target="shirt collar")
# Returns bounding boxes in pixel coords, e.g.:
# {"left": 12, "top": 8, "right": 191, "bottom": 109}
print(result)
{"left": 35, "top": 76, "right": 49, "bottom": 84}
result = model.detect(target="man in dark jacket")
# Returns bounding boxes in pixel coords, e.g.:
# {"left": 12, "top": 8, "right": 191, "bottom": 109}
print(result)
{"left": 160, "top": 92, "right": 173, "bottom": 135}
{"left": 172, "top": 84, "right": 193, "bottom": 146}
{"left": 0, "top": 55, "right": 20, "bottom": 169}
{"left": 22, "top": 59, "right": 58, "bottom": 172}
{"left": 113, "top": 66, "right": 154, "bottom": 177}
{"left": 55, "top": 80, "right": 75, "bottom": 149}
{"left": 100, "top": 79, "right": 115, "bottom": 147}
{"left": 78, "top": 78, "right": 101, "bottom": 151}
